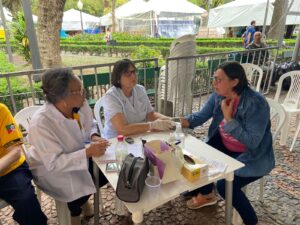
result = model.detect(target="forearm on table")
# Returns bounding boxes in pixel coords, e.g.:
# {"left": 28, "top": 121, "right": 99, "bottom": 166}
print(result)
{"left": 148, "top": 112, "right": 170, "bottom": 121}
{"left": 115, "top": 123, "right": 150, "bottom": 136}
{"left": 0, "top": 145, "right": 22, "bottom": 173}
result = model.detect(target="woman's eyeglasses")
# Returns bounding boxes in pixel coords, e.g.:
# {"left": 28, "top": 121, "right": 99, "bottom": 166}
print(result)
{"left": 69, "top": 87, "right": 86, "bottom": 96}
{"left": 123, "top": 70, "right": 137, "bottom": 77}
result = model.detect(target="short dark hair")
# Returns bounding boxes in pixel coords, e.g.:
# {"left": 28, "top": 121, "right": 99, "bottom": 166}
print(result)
{"left": 217, "top": 61, "right": 249, "bottom": 95}
{"left": 251, "top": 20, "right": 256, "bottom": 25}
{"left": 111, "top": 59, "right": 136, "bottom": 88}
{"left": 41, "top": 67, "right": 77, "bottom": 104}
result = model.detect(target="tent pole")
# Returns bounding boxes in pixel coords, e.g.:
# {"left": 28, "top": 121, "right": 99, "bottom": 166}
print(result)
{"left": 292, "top": 28, "right": 300, "bottom": 61}
{"left": 262, "top": 0, "right": 269, "bottom": 37}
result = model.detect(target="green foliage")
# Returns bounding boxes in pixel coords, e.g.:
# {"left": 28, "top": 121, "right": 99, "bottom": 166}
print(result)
{"left": 9, "top": 11, "right": 31, "bottom": 62}
{"left": 0, "top": 50, "right": 42, "bottom": 112}
{"left": 0, "top": 51, "right": 15, "bottom": 73}
{"left": 130, "top": 45, "right": 161, "bottom": 67}
{"left": 64, "top": 0, "right": 104, "bottom": 16}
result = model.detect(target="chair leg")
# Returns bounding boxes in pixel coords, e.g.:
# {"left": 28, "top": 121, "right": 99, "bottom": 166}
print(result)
{"left": 290, "top": 121, "right": 300, "bottom": 152}
{"left": 55, "top": 200, "right": 71, "bottom": 225}
{"left": 259, "top": 177, "right": 264, "bottom": 202}
{"left": 280, "top": 113, "right": 291, "bottom": 146}
{"left": 241, "top": 185, "right": 247, "bottom": 195}
{"left": 36, "top": 187, "right": 42, "bottom": 203}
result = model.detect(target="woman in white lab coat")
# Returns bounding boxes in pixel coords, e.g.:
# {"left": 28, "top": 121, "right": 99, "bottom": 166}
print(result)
{"left": 103, "top": 59, "right": 175, "bottom": 139}
{"left": 28, "top": 68, "right": 109, "bottom": 225}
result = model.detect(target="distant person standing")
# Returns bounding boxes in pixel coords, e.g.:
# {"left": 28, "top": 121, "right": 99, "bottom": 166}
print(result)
{"left": 242, "top": 20, "right": 256, "bottom": 47}
{"left": 227, "top": 27, "right": 234, "bottom": 38}
{"left": 105, "top": 27, "right": 112, "bottom": 45}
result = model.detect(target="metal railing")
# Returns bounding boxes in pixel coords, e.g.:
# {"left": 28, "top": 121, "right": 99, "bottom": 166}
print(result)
{"left": 0, "top": 58, "right": 159, "bottom": 114}
{"left": 0, "top": 47, "right": 279, "bottom": 116}
{"left": 161, "top": 46, "right": 279, "bottom": 116}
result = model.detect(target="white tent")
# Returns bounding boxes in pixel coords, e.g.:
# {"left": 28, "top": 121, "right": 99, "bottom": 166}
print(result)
{"left": 0, "top": 7, "right": 12, "bottom": 22}
{"left": 119, "top": 0, "right": 206, "bottom": 37}
{"left": 100, "top": 0, "right": 148, "bottom": 26}
{"left": 62, "top": 8, "right": 100, "bottom": 31}
{"left": 208, "top": 0, "right": 300, "bottom": 28}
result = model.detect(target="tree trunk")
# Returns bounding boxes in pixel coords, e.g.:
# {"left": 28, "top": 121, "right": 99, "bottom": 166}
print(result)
{"left": 37, "top": 0, "right": 66, "bottom": 68}
{"left": 267, "top": 0, "right": 286, "bottom": 40}
{"left": 111, "top": 0, "right": 116, "bottom": 32}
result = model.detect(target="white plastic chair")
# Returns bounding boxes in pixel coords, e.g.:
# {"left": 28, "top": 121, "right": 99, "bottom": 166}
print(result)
{"left": 258, "top": 98, "right": 286, "bottom": 202}
{"left": 274, "top": 70, "right": 300, "bottom": 147}
{"left": 290, "top": 121, "right": 300, "bottom": 151}
{"left": 241, "top": 63, "right": 263, "bottom": 92}
{"left": 94, "top": 97, "right": 105, "bottom": 136}
{"left": 14, "top": 106, "right": 41, "bottom": 131}
{"left": 15, "top": 106, "right": 71, "bottom": 225}
{"left": 243, "top": 98, "right": 286, "bottom": 204}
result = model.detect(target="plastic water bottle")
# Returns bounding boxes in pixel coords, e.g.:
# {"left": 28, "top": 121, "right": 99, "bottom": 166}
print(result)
{"left": 174, "top": 122, "right": 185, "bottom": 145}
{"left": 115, "top": 135, "right": 128, "bottom": 171}
{"left": 174, "top": 122, "right": 185, "bottom": 161}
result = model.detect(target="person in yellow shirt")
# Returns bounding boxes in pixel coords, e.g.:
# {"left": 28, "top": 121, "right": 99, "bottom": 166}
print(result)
{"left": 0, "top": 103, "right": 47, "bottom": 225}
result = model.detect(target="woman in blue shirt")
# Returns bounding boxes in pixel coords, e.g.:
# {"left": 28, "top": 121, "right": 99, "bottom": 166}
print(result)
{"left": 103, "top": 59, "right": 174, "bottom": 139}
{"left": 181, "top": 61, "right": 274, "bottom": 225}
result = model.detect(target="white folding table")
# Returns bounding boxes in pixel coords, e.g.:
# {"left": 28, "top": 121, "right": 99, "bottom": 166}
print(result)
{"left": 93, "top": 132, "right": 244, "bottom": 225}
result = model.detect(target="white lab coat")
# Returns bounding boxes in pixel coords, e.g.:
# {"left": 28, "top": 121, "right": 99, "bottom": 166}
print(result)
{"left": 103, "top": 84, "right": 153, "bottom": 139}
{"left": 28, "top": 101, "right": 98, "bottom": 202}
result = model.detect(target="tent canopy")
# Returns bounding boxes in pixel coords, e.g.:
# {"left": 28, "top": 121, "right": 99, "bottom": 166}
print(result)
{"left": 100, "top": 0, "right": 206, "bottom": 26}
{"left": 208, "top": 0, "right": 300, "bottom": 28}
{"left": 62, "top": 8, "right": 100, "bottom": 31}
{"left": 139, "top": 0, "right": 206, "bottom": 16}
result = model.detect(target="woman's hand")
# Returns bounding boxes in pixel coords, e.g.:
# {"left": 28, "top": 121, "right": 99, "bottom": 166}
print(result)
{"left": 91, "top": 134, "right": 104, "bottom": 142}
{"left": 180, "top": 117, "right": 190, "bottom": 128}
{"left": 86, "top": 139, "right": 110, "bottom": 158}
{"left": 149, "top": 119, "right": 175, "bottom": 131}
{"left": 221, "top": 98, "right": 234, "bottom": 122}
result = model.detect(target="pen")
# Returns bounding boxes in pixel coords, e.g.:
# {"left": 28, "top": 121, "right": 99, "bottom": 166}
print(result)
{"left": 175, "top": 140, "right": 181, "bottom": 145}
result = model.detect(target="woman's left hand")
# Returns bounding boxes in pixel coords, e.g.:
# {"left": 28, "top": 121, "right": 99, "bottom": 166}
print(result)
{"left": 221, "top": 98, "right": 234, "bottom": 122}
{"left": 91, "top": 135, "right": 105, "bottom": 143}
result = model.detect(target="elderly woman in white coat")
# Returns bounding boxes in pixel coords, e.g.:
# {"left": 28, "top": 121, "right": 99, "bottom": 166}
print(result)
{"left": 28, "top": 68, "right": 109, "bottom": 225}
{"left": 103, "top": 59, "right": 174, "bottom": 139}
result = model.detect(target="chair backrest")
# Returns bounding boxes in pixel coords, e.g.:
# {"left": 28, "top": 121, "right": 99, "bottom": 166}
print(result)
{"left": 274, "top": 70, "right": 300, "bottom": 110}
{"left": 14, "top": 106, "right": 41, "bottom": 131}
{"left": 266, "top": 98, "right": 286, "bottom": 142}
{"left": 241, "top": 63, "right": 263, "bottom": 92}
{"left": 94, "top": 98, "right": 105, "bottom": 136}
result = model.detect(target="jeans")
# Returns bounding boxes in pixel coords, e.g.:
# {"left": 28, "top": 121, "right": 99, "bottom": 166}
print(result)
{"left": 0, "top": 162, "right": 47, "bottom": 225}
{"left": 191, "top": 132, "right": 261, "bottom": 225}
{"left": 67, "top": 158, "right": 108, "bottom": 217}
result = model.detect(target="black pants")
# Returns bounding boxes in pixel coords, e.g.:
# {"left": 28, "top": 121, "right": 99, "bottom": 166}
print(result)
{"left": 190, "top": 132, "right": 261, "bottom": 225}
{"left": 0, "top": 162, "right": 47, "bottom": 225}
{"left": 67, "top": 158, "right": 108, "bottom": 217}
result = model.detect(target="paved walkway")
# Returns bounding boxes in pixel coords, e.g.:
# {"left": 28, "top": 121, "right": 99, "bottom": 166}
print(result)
{"left": 1, "top": 114, "right": 299, "bottom": 225}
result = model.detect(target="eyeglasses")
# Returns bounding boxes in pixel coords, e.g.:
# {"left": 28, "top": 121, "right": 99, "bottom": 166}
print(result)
{"left": 212, "top": 76, "right": 229, "bottom": 84}
{"left": 123, "top": 70, "right": 137, "bottom": 77}
{"left": 69, "top": 87, "right": 86, "bottom": 96}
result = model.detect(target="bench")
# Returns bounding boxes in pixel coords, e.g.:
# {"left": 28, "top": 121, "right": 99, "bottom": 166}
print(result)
{"left": 81, "top": 67, "right": 160, "bottom": 108}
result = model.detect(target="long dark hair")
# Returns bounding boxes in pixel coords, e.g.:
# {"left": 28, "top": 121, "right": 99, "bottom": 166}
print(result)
{"left": 217, "top": 61, "right": 249, "bottom": 95}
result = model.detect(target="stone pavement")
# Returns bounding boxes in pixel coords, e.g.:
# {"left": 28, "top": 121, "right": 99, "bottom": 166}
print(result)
{"left": 1, "top": 122, "right": 299, "bottom": 225}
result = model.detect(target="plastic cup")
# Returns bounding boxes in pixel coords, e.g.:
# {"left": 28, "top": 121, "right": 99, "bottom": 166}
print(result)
{"left": 145, "top": 176, "right": 161, "bottom": 195}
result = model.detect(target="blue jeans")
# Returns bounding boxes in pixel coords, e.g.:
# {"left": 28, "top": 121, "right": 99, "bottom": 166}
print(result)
{"left": 0, "top": 162, "right": 47, "bottom": 225}
{"left": 191, "top": 132, "right": 261, "bottom": 225}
